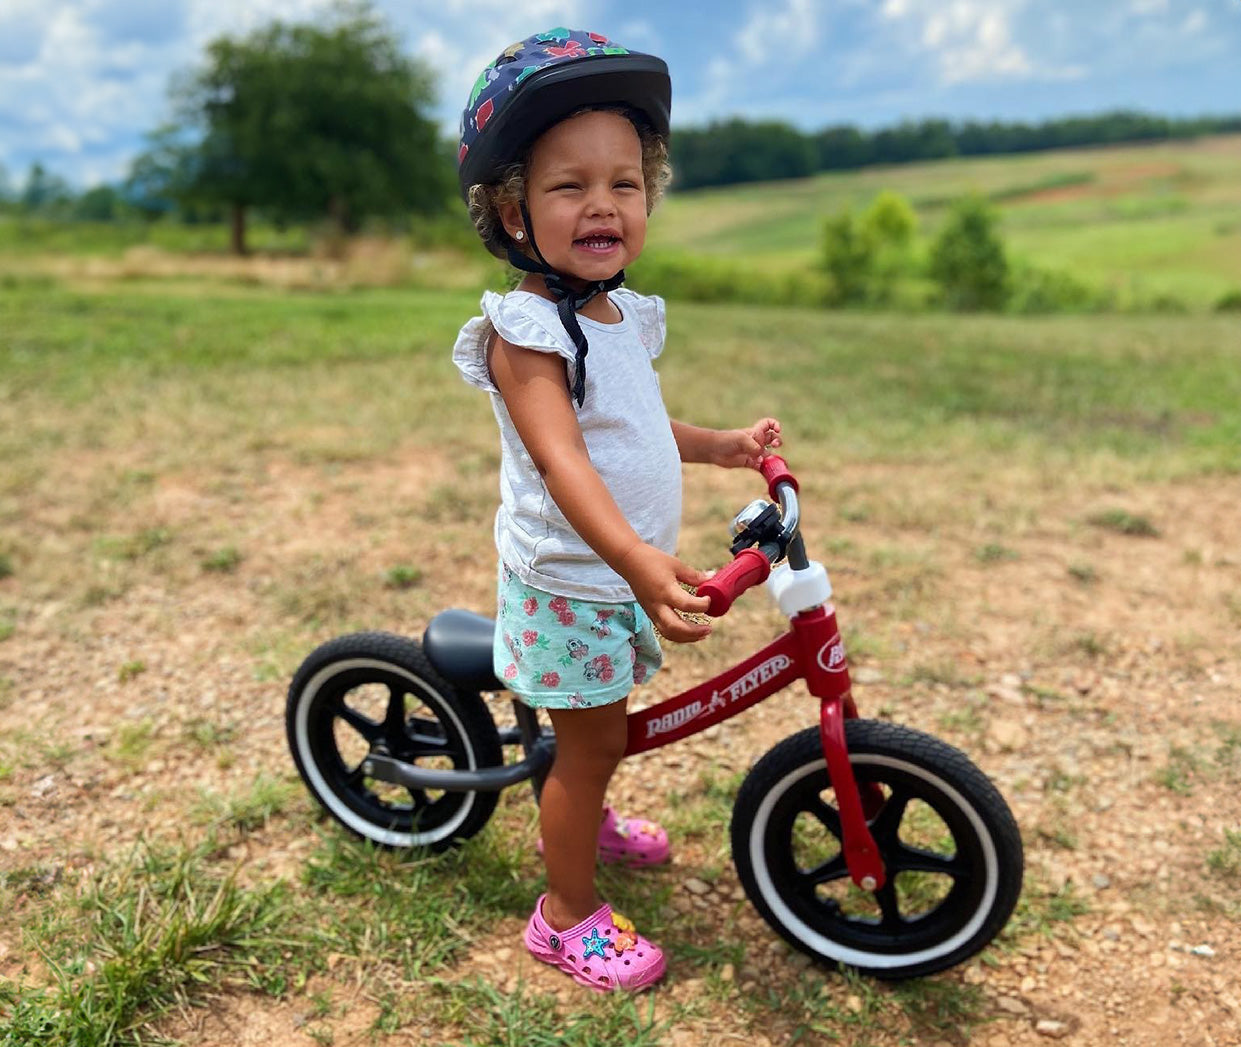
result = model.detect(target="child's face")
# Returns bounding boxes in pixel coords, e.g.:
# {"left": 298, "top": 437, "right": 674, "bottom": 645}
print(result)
{"left": 504, "top": 110, "right": 648, "bottom": 283}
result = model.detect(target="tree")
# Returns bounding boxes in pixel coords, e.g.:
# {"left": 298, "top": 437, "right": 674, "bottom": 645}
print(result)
{"left": 859, "top": 191, "right": 917, "bottom": 303}
{"left": 73, "top": 185, "right": 121, "bottom": 221}
{"left": 929, "top": 194, "right": 1010, "bottom": 311}
{"left": 821, "top": 210, "right": 874, "bottom": 306}
{"left": 124, "top": 125, "right": 196, "bottom": 220}
{"left": 19, "top": 163, "right": 73, "bottom": 214}
{"left": 164, "top": 2, "right": 447, "bottom": 253}
{"left": 820, "top": 192, "right": 919, "bottom": 307}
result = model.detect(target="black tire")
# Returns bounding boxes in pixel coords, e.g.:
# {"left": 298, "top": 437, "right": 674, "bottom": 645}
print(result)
{"left": 286, "top": 631, "right": 502, "bottom": 851}
{"left": 732, "top": 720, "right": 1022, "bottom": 979}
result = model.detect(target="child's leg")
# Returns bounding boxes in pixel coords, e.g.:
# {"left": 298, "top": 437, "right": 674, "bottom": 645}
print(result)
{"left": 540, "top": 700, "right": 629, "bottom": 930}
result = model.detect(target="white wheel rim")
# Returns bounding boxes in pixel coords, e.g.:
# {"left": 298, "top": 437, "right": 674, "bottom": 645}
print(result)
{"left": 749, "top": 754, "right": 1000, "bottom": 969}
{"left": 294, "top": 658, "right": 478, "bottom": 847}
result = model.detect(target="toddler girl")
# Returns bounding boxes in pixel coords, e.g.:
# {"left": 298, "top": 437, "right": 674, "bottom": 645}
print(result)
{"left": 452, "top": 28, "right": 781, "bottom": 992}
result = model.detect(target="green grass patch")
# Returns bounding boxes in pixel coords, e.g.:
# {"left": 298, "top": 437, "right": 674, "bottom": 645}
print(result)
{"left": 201, "top": 545, "right": 243, "bottom": 573}
{"left": 192, "top": 773, "right": 300, "bottom": 832}
{"left": 116, "top": 660, "right": 146, "bottom": 683}
{"left": 1087, "top": 508, "right": 1160, "bottom": 537}
{"left": 1067, "top": 561, "right": 1099, "bottom": 585}
{"left": 427, "top": 976, "right": 672, "bottom": 1046}
{"left": 4, "top": 284, "right": 1240, "bottom": 482}
{"left": 974, "top": 542, "right": 1019, "bottom": 564}
{"left": 302, "top": 825, "right": 534, "bottom": 977}
{"left": 0, "top": 841, "right": 297, "bottom": 1045}
{"left": 1206, "top": 828, "right": 1241, "bottom": 882}
{"left": 108, "top": 718, "right": 157, "bottom": 769}
{"left": 1003, "top": 880, "right": 1089, "bottom": 944}
{"left": 383, "top": 564, "right": 424, "bottom": 590}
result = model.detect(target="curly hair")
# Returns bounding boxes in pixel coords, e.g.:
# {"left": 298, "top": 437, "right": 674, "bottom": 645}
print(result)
{"left": 467, "top": 107, "right": 671, "bottom": 262}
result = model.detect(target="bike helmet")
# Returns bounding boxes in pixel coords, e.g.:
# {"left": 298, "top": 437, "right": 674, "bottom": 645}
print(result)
{"left": 458, "top": 28, "right": 672, "bottom": 406}
{"left": 458, "top": 28, "right": 670, "bottom": 201}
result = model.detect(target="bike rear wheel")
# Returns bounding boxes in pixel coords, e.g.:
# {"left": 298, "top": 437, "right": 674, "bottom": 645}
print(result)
{"left": 732, "top": 720, "right": 1022, "bottom": 979}
{"left": 287, "top": 631, "right": 502, "bottom": 851}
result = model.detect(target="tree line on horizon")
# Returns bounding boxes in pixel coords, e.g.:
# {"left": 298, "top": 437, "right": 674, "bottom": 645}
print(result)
{"left": 2, "top": 2, "right": 1239, "bottom": 251}
{"left": 670, "top": 110, "right": 1241, "bottom": 191}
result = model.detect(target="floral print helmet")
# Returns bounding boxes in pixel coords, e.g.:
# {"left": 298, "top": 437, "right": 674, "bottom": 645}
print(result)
{"left": 457, "top": 27, "right": 671, "bottom": 200}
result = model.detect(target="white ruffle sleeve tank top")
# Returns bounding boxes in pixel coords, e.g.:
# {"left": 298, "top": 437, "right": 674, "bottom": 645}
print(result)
{"left": 452, "top": 287, "right": 682, "bottom": 603}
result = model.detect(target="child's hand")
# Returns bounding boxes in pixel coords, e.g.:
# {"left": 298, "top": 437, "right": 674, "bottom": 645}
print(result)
{"left": 617, "top": 543, "right": 713, "bottom": 643}
{"left": 713, "top": 417, "right": 783, "bottom": 469}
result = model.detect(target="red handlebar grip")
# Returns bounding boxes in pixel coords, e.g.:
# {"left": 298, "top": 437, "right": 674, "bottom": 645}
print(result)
{"left": 698, "top": 548, "right": 772, "bottom": 617}
{"left": 759, "top": 455, "right": 799, "bottom": 498}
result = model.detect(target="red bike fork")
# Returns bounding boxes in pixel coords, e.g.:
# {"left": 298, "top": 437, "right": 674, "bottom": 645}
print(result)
{"left": 794, "top": 607, "right": 888, "bottom": 891}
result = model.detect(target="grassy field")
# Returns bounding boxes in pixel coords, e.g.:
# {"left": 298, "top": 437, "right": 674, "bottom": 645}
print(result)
{"left": 3, "top": 134, "right": 1239, "bottom": 313}
{"left": 2, "top": 271, "right": 1240, "bottom": 1045}
{"left": 648, "top": 134, "right": 1241, "bottom": 308}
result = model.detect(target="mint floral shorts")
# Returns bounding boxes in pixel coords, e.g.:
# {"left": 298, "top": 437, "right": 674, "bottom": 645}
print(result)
{"left": 493, "top": 563, "right": 663, "bottom": 709}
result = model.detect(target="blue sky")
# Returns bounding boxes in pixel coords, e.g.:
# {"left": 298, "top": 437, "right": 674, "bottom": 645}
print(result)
{"left": 2, "top": 0, "right": 1239, "bottom": 189}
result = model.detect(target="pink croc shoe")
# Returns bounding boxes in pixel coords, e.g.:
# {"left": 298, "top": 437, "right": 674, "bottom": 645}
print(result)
{"left": 524, "top": 894, "right": 666, "bottom": 992}
{"left": 597, "top": 806, "right": 670, "bottom": 866}
{"left": 536, "top": 806, "right": 671, "bottom": 866}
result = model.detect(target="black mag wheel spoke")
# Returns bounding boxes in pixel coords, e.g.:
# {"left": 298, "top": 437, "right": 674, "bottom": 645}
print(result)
{"left": 868, "top": 786, "right": 913, "bottom": 844}
{"left": 382, "top": 684, "right": 407, "bottom": 742}
{"left": 887, "top": 843, "right": 968, "bottom": 879}
{"left": 804, "top": 853, "right": 850, "bottom": 887}
{"left": 336, "top": 701, "right": 383, "bottom": 741}
{"left": 875, "top": 880, "right": 905, "bottom": 931}
{"left": 809, "top": 796, "right": 843, "bottom": 839}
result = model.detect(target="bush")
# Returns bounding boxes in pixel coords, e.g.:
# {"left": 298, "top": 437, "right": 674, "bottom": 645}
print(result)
{"left": 929, "top": 194, "right": 1009, "bottom": 311}
{"left": 820, "top": 210, "right": 874, "bottom": 305}
{"left": 627, "top": 251, "right": 827, "bottom": 309}
{"left": 1215, "top": 289, "right": 1241, "bottom": 313}
{"left": 859, "top": 191, "right": 917, "bottom": 304}
{"left": 1008, "top": 263, "right": 1105, "bottom": 314}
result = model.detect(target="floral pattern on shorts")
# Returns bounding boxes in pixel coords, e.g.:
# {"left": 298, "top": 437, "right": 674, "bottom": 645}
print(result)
{"left": 494, "top": 563, "right": 663, "bottom": 709}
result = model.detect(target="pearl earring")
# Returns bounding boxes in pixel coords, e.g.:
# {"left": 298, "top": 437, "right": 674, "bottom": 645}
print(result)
{"left": 514, "top": 230, "right": 525, "bottom": 241}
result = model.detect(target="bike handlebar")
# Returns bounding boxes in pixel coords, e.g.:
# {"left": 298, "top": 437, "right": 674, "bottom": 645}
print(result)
{"left": 698, "top": 548, "right": 772, "bottom": 617}
{"left": 759, "top": 454, "right": 798, "bottom": 498}
{"left": 698, "top": 456, "right": 799, "bottom": 617}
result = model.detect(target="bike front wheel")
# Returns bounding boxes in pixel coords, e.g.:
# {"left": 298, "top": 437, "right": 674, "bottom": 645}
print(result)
{"left": 732, "top": 720, "right": 1022, "bottom": 979}
{"left": 287, "top": 632, "right": 502, "bottom": 851}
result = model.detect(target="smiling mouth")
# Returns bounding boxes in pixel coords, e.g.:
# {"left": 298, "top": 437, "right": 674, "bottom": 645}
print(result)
{"left": 574, "top": 236, "right": 620, "bottom": 251}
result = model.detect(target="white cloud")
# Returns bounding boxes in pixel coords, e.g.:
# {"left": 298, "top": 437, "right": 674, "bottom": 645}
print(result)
{"left": 412, "top": 2, "right": 595, "bottom": 135}
{"left": 1182, "top": 10, "right": 1207, "bottom": 34}
{"left": 734, "top": 0, "right": 820, "bottom": 66}
{"left": 881, "top": 0, "right": 1083, "bottom": 84}
{"left": 682, "top": 0, "right": 823, "bottom": 121}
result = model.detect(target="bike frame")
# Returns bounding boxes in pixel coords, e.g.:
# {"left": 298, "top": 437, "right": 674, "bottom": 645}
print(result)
{"left": 365, "top": 455, "right": 889, "bottom": 890}
{"left": 623, "top": 602, "right": 887, "bottom": 891}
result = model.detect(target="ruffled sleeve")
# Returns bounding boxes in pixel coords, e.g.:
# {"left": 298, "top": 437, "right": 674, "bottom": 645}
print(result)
{"left": 610, "top": 289, "right": 665, "bottom": 359}
{"left": 451, "top": 290, "right": 577, "bottom": 394}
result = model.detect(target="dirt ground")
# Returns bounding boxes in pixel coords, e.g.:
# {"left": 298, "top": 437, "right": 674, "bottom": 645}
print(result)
{"left": 1, "top": 446, "right": 1239, "bottom": 1046}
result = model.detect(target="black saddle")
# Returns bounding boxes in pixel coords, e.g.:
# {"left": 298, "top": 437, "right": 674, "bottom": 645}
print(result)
{"left": 422, "top": 609, "right": 503, "bottom": 693}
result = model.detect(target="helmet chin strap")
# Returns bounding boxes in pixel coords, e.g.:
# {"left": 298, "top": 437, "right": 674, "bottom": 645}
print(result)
{"left": 506, "top": 201, "right": 625, "bottom": 408}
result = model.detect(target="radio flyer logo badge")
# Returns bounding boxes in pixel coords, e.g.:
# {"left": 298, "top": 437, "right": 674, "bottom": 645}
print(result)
{"left": 817, "top": 634, "right": 847, "bottom": 674}
{"left": 644, "top": 654, "right": 792, "bottom": 738}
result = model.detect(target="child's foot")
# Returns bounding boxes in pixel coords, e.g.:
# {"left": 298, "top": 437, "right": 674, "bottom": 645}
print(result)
{"left": 524, "top": 894, "right": 665, "bottom": 992}
{"left": 537, "top": 806, "right": 670, "bottom": 866}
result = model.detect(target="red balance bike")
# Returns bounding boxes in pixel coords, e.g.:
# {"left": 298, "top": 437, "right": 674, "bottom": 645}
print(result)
{"left": 287, "top": 457, "right": 1023, "bottom": 978}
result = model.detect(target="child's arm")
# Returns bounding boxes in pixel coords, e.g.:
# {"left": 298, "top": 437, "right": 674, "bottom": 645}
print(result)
{"left": 671, "top": 417, "right": 782, "bottom": 469}
{"left": 489, "top": 336, "right": 713, "bottom": 643}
